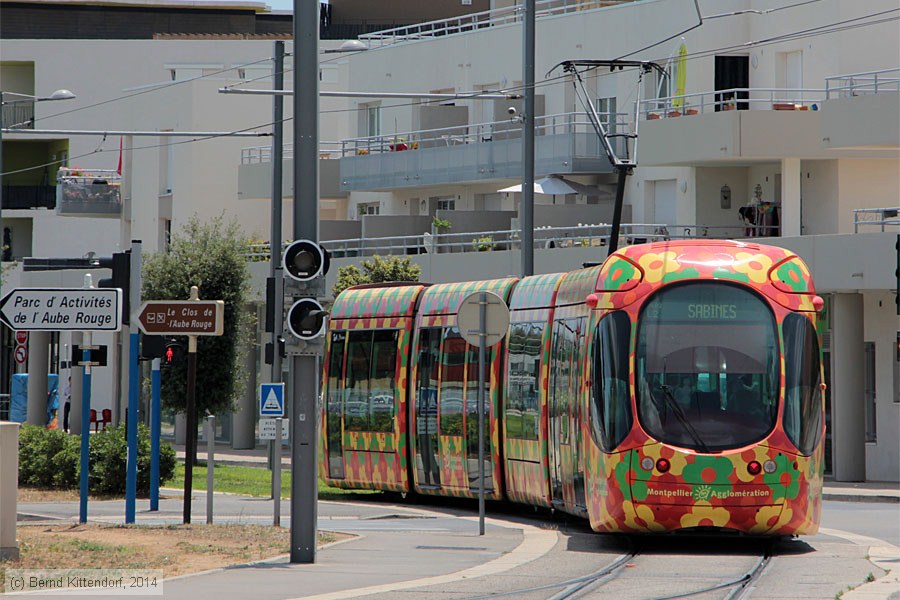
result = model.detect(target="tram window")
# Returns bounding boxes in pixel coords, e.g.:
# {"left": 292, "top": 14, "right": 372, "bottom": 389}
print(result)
{"left": 591, "top": 311, "right": 633, "bottom": 451}
{"left": 465, "top": 343, "right": 491, "bottom": 441}
{"left": 506, "top": 322, "right": 543, "bottom": 440}
{"left": 440, "top": 327, "right": 466, "bottom": 436}
{"left": 551, "top": 320, "right": 577, "bottom": 443}
{"left": 782, "top": 313, "right": 823, "bottom": 455}
{"left": 344, "top": 330, "right": 398, "bottom": 433}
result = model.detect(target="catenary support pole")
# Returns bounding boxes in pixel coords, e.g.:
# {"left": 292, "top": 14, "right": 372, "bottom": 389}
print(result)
{"left": 291, "top": 0, "right": 320, "bottom": 564}
{"left": 521, "top": 0, "right": 536, "bottom": 277}
{"left": 270, "top": 39, "right": 286, "bottom": 500}
{"left": 478, "top": 292, "right": 486, "bottom": 536}
{"left": 125, "top": 241, "right": 141, "bottom": 524}
{"left": 183, "top": 286, "right": 201, "bottom": 524}
{"left": 150, "top": 357, "right": 161, "bottom": 511}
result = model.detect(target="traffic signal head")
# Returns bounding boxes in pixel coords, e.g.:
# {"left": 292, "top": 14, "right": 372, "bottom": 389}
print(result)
{"left": 162, "top": 339, "right": 185, "bottom": 367}
{"left": 140, "top": 334, "right": 166, "bottom": 360}
{"left": 282, "top": 240, "right": 329, "bottom": 282}
{"left": 286, "top": 298, "right": 327, "bottom": 341}
{"left": 97, "top": 251, "right": 130, "bottom": 324}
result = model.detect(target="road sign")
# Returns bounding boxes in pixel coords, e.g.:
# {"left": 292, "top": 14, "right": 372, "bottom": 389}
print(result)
{"left": 259, "top": 383, "right": 285, "bottom": 417}
{"left": 14, "top": 345, "right": 27, "bottom": 365}
{"left": 14, "top": 331, "right": 27, "bottom": 345}
{"left": 259, "top": 418, "right": 289, "bottom": 441}
{"left": 135, "top": 300, "right": 224, "bottom": 336}
{"left": 0, "top": 287, "right": 122, "bottom": 332}
{"left": 457, "top": 291, "right": 510, "bottom": 347}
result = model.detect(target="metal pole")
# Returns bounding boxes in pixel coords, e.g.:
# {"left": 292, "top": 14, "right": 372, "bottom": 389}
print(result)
{"left": 206, "top": 415, "right": 215, "bottom": 525}
{"left": 607, "top": 168, "right": 629, "bottom": 254}
{"left": 125, "top": 241, "right": 141, "bottom": 524}
{"left": 291, "top": 0, "right": 320, "bottom": 564}
{"left": 478, "top": 292, "right": 486, "bottom": 536}
{"left": 270, "top": 40, "right": 286, "bottom": 501}
{"left": 521, "top": 0, "right": 536, "bottom": 277}
{"left": 150, "top": 357, "right": 161, "bottom": 511}
{"left": 1, "top": 91, "right": 4, "bottom": 243}
{"left": 79, "top": 331, "right": 91, "bottom": 524}
{"left": 183, "top": 337, "right": 197, "bottom": 524}
{"left": 274, "top": 417, "right": 282, "bottom": 527}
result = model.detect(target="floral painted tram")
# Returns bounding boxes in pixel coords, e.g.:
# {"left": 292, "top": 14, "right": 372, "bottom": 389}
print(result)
{"left": 320, "top": 240, "right": 825, "bottom": 535}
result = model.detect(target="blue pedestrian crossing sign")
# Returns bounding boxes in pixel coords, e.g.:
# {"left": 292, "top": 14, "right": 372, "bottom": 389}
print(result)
{"left": 259, "top": 383, "right": 285, "bottom": 417}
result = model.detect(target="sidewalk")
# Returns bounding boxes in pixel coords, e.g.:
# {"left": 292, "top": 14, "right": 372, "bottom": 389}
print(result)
{"left": 176, "top": 442, "right": 900, "bottom": 504}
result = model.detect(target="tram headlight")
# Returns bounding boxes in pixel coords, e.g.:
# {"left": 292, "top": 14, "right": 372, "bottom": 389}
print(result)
{"left": 656, "top": 458, "right": 671, "bottom": 473}
{"left": 762, "top": 460, "right": 777, "bottom": 474}
{"left": 640, "top": 457, "right": 654, "bottom": 471}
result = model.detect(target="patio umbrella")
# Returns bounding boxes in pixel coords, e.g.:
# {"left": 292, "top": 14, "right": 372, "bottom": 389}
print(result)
{"left": 671, "top": 41, "right": 688, "bottom": 109}
{"left": 498, "top": 175, "right": 606, "bottom": 196}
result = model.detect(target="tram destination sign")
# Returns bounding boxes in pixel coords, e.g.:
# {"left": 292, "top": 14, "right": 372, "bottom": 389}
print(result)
{"left": 135, "top": 300, "right": 224, "bottom": 336}
{"left": 0, "top": 287, "right": 122, "bottom": 332}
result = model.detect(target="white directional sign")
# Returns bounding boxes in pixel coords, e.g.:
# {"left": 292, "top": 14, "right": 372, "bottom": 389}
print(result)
{"left": 0, "top": 288, "right": 122, "bottom": 332}
{"left": 259, "top": 418, "right": 289, "bottom": 441}
{"left": 259, "top": 383, "right": 285, "bottom": 417}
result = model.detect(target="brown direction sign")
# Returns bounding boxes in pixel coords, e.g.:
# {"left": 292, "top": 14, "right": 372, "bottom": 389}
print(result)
{"left": 135, "top": 300, "right": 224, "bottom": 336}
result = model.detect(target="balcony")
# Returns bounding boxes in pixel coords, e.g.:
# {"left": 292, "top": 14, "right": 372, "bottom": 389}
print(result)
{"left": 1, "top": 184, "right": 55, "bottom": 210}
{"left": 238, "top": 142, "right": 347, "bottom": 200}
{"left": 55, "top": 168, "right": 122, "bottom": 218}
{"left": 822, "top": 68, "right": 900, "bottom": 149}
{"left": 1, "top": 103, "right": 35, "bottom": 130}
{"left": 338, "top": 112, "right": 617, "bottom": 191}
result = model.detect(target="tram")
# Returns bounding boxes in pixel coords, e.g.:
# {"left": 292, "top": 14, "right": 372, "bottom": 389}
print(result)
{"left": 320, "top": 240, "right": 825, "bottom": 536}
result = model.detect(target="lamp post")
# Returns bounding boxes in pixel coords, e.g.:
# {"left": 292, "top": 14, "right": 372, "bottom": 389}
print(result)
{"left": 0, "top": 89, "right": 76, "bottom": 239}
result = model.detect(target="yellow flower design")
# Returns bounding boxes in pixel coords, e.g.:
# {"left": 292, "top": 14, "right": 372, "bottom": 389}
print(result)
{"left": 749, "top": 505, "right": 793, "bottom": 534}
{"left": 733, "top": 252, "right": 774, "bottom": 284}
{"left": 680, "top": 503, "right": 731, "bottom": 528}
{"left": 640, "top": 444, "right": 690, "bottom": 476}
{"left": 624, "top": 501, "right": 665, "bottom": 532}
{"left": 637, "top": 251, "right": 680, "bottom": 284}
{"left": 733, "top": 447, "right": 773, "bottom": 483}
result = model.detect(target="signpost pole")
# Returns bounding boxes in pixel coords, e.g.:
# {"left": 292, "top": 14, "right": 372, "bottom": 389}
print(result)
{"left": 273, "top": 417, "right": 282, "bottom": 527}
{"left": 206, "top": 415, "right": 215, "bottom": 525}
{"left": 78, "top": 275, "right": 94, "bottom": 525}
{"left": 150, "top": 357, "right": 161, "bottom": 511}
{"left": 478, "top": 292, "right": 486, "bottom": 536}
{"left": 125, "top": 241, "right": 141, "bottom": 524}
{"left": 182, "top": 286, "right": 201, "bottom": 525}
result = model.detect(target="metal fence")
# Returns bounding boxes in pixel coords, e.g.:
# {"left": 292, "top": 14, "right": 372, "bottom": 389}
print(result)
{"left": 853, "top": 207, "right": 900, "bottom": 233}
{"left": 638, "top": 87, "right": 829, "bottom": 119}
{"left": 826, "top": 68, "right": 900, "bottom": 98}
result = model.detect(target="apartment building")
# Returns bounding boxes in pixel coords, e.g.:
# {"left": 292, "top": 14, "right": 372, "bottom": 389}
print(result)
{"left": 254, "top": 0, "right": 900, "bottom": 480}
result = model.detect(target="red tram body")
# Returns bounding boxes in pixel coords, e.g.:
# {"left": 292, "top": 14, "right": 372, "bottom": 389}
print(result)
{"left": 320, "top": 240, "right": 825, "bottom": 536}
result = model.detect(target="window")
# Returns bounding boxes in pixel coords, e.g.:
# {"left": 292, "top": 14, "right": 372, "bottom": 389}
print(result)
{"left": 436, "top": 198, "right": 456, "bottom": 212}
{"left": 551, "top": 320, "right": 578, "bottom": 444}
{"left": 344, "top": 330, "right": 398, "bottom": 433}
{"left": 366, "top": 104, "right": 381, "bottom": 137}
{"left": 439, "top": 328, "right": 466, "bottom": 436}
{"left": 506, "top": 322, "right": 544, "bottom": 440}
{"left": 782, "top": 313, "right": 823, "bottom": 455}
{"left": 357, "top": 203, "right": 380, "bottom": 217}
{"left": 326, "top": 332, "right": 346, "bottom": 478}
{"left": 635, "top": 283, "right": 779, "bottom": 452}
{"left": 591, "top": 311, "right": 632, "bottom": 451}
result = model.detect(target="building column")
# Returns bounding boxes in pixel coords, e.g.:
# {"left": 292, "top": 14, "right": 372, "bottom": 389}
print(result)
{"left": 781, "top": 158, "right": 801, "bottom": 237}
{"left": 69, "top": 332, "right": 84, "bottom": 435}
{"left": 831, "top": 293, "right": 866, "bottom": 481}
{"left": 25, "top": 331, "right": 50, "bottom": 426}
{"left": 232, "top": 341, "right": 258, "bottom": 450}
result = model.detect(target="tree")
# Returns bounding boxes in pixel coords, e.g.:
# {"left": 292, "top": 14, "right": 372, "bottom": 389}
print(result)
{"left": 142, "top": 215, "right": 253, "bottom": 416}
{"left": 332, "top": 255, "right": 421, "bottom": 298}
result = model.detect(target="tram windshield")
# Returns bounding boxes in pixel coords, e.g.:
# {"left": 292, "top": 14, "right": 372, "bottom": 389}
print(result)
{"left": 635, "top": 282, "right": 779, "bottom": 452}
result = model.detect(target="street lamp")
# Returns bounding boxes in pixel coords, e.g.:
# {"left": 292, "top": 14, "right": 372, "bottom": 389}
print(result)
{"left": 0, "top": 88, "right": 76, "bottom": 252}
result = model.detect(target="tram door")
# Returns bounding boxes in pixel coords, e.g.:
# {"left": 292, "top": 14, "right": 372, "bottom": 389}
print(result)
{"left": 466, "top": 344, "right": 493, "bottom": 494}
{"left": 549, "top": 321, "right": 573, "bottom": 505}
{"left": 415, "top": 328, "right": 441, "bottom": 488}
{"left": 325, "top": 332, "right": 346, "bottom": 479}
{"left": 438, "top": 328, "right": 468, "bottom": 489}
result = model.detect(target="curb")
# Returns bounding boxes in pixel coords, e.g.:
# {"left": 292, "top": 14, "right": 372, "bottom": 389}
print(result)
{"left": 823, "top": 493, "right": 899, "bottom": 504}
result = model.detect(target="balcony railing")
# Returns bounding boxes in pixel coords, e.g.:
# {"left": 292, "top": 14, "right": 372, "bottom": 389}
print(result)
{"left": 337, "top": 111, "right": 628, "bottom": 157}
{"left": 0, "top": 103, "right": 35, "bottom": 129}
{"left": 1, "top": 184, "right": 55, "bottom": 209}
{"left": 638, "top": 87, "right": 828, "bottom": 120}
{"left": 826, "top": 68, "right": 900, "bottom": 99}
{"left": 358, "top": 0, "right": 634, "bottom": 49}
{"left": 56, "top": 168, "right": 122, "bottom": 217}
{"left": 245, "top": 221, "right": 787, "bottom": 262}
{"left": 240, "top": 141, "right": 345, "bottom": 165}
{"left": 854, "top": 207, "right": 900, "bottom": 233}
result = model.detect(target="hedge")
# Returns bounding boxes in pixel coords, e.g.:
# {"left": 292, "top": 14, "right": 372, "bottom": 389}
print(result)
{"left": 18, "top": 424, "right": 176, "bottom": 496}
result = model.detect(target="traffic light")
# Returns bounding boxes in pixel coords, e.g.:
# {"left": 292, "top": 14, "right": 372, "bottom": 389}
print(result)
{"left": 162, "top": 339, "right": 185, "bottom": 367}
{"left": 140, "top": 334, "right": 166, "bottom": 360}
{"left": 98, "top": 251, "right": 130, "bottom": 325}
{"left": 282, "top": 240, "right": 330, "bottom": 354}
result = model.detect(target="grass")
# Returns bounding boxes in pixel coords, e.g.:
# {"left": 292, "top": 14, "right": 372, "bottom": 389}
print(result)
{"left": 170, "top": 463, "right": 381, "bottom": 500}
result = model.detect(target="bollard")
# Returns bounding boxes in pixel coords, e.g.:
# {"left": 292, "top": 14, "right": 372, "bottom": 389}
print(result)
{"left": 0, "top": 422, "right": 21, "bottom": 560}
{"left": 206, "top": 415, "right": 215, "bottom": 525}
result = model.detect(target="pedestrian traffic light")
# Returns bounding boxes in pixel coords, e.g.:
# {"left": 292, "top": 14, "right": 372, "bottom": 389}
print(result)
{"left": 98, "top": 251, "right": 131, "bottom": 325}
{"left": 162, "top": 339, "right": 185, "bottom": 367}
{"left": 140, "top": 334, "right": 165, "bottom": 360}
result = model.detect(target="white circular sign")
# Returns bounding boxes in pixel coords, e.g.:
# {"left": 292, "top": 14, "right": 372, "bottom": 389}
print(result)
{"left": 456, "top": 291, "right": 510, "bottom": 348}
{"left": 14, "top": 345, "right": 28, "bottom": 365}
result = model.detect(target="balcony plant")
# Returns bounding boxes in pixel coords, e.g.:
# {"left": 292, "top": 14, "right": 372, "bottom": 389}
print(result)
{"left": 432, "top": 216, "right": 452, "bottom": 233}
{"left": 472, "top": 236, "right": 495, "bottom": 252}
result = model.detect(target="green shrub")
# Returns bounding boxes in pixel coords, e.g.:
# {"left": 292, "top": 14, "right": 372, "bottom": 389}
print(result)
{"left": 17, "top": 423, "right": 176, "bottom": 496}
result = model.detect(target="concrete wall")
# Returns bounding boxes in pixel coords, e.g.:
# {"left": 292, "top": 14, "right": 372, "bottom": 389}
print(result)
{"left": 863, "top": 291, "right": 900, "bottom": 482}
{"left": 322, "top": 219, "right": 362, "bottom": 241}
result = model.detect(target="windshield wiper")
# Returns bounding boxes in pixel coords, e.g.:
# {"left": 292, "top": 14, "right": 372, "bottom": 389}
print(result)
{"left": 657, "top": 384, "right": 711, "bottom": 453}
